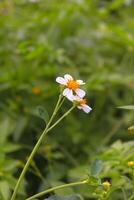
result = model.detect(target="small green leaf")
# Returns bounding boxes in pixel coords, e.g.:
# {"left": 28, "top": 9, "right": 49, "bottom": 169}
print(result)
{"left": 36, "top": 106, "right": 49, "bottom": 123}
{"left": 31, "top": 106, "right": 49, "bottom": 124}
{"left": 0, "top": 181, "right": 10, "bottom": 200}
{"left": 118, "top": 105, "right": 134, "bottom": 110}
{"left": 90, "top": 160, "right": 103, "bottom": 177}
{"left": 88, "top": 176, "right": 101, "bottom": 186}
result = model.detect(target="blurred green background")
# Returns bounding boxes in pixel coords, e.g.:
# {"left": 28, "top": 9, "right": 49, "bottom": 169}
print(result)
{"left": 0, "top": 0, "right": 134, "bottom": 199}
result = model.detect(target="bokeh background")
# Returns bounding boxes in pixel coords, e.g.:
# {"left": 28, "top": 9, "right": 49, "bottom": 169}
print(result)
{"left": 0, "top": 0, "right": 134, "bottom": 199}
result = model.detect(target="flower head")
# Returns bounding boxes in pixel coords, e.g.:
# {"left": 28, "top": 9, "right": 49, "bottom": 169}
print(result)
{"left": 72, "top": 95, "right": 92, "bottom": 113}
{"left": 56, "top": 74, "right": 85, "bottom": 100}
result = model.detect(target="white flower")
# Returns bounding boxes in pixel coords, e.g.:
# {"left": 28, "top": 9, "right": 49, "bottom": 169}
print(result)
{"left": 56, "top": 74, "right": 85, "bottom": 100}
{"left": 71, "top": 95, "right": 92, "bottom": 113}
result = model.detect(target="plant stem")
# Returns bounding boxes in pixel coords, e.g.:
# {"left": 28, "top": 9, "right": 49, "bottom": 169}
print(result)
{"left": 10, "top": 95, "right": 68, "bottom": 200}
{"left": 26, "top": 180, "right": 88, "bottom": 200}
{"left": 57, "top": 96, "right": 66, "bottom": 112}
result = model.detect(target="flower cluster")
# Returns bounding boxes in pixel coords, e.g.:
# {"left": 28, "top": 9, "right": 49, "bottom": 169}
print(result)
{"left": 56, "top": 74, "right": 92, "bottom": 113}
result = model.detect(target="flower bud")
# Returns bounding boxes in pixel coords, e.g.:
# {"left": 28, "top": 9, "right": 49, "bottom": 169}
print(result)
{"left": 127, "top": 161, "right": 134, "bottom": 167}
{"left": 102, "top": 181, "right": 111, "bottom": 191}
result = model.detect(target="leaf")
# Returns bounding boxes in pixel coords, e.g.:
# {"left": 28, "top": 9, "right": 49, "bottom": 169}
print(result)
{"left": 13, "top": 116, "right": 28, "bottom": 141}
{"left": 0, "top": 181, "right": 10, "bottom": 200}
{"left": 90, "top": 160, "right": 103, "bottom": 177}
{"left": 0, "top": 192, "right": 5, "bottom": 200}
{"left": 88, "top": 176, "right": 101, "bottom": 186}
{"left": 31, "top": 106, "right": 49, "bottom": 124}
{"left": 0, "top": 143, "right": 22, "bottom": 153}
{"left": 117, "top": 105, "right": 134, "bottom": 110}
{"left": 44, "top": 194, "right": 83, "bottom": 200}
{"left": 0, "top": 118, "right": 16, "bottom": 144}
{"left": 36, "top": 106, "right": 49, "bottom": 123}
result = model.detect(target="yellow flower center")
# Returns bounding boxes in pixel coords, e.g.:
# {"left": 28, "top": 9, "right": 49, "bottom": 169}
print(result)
{"left": 67, "top": 80, "right": 79, "bottom": 90}
{"left": 79, "top": 99, "right": 87, "bottom": 105}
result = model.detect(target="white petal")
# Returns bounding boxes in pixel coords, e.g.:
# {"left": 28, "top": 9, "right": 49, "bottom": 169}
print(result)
{"left": 68, "top": 94, "right": 75, "bottom": 101}
{"left": 82, "top": 105, "right": 92, "bottom": 113}
{"left": 56, "top": 77, "right": 66, "bottom": 85}
{"left": 63, "top": 88, "right": 73, "bottom": 100}
{"left": 63, "top": 88, "right": 71, "bottom": 96}
{"left": 75, "top": 88, "right": 86, "bottom": 98}
{"left": 66, "top": 90, "right": 73, "bottom": 101}
{"left": 77, "top": 80, "right": 85, "bottom": 85}
{"left": 64, "top": 74, "right": 73, "bottom": 81}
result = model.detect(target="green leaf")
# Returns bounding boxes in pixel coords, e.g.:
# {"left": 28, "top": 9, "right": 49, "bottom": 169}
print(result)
{"left": 0, "top": 181, "right": 10, "bottom": 200}
{"left": 117, "top": 105, "right": 134, "bottom": 110}
{"left": 36, "top": 106, "right": 49, "bottom": 123}
{"left": 0, "top": 118, "right": 16, "bottom": 144}
{"left": 90, "top": 160, "right": 103, "bottom": 177}
{"left": 44, "top": 194, "right": 83, "bottom": 200}
{"left": 0, "top": 143, "right": 22, "bottom": 153}
{"left": 0, "top": 192, "right": 5, "bottom": 200}
{"left": 31, "top": 106, "right": 49, "bottom": 124}
{"left": 88, "top": 176, "right": 101, "bottom": 186}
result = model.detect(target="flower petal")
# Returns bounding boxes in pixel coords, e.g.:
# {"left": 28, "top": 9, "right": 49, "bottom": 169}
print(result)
{"left": 82, "top": 105, "right": 92, "bottom": 113}
{"left": 63, "top": 88, "right": 70, "bottom": 96}
{"left": 63, "top": 88, "right": 73, "bottom": 100}
{"left": 56, "top": 77, "right": 67, "bottom": 85}
{"left": 75, "top": 88, "right": 86, "bottom": 98}
{"left": 64, "top": 74, "right": 73, "bottom": 81}
{"left": 67, "top": 94, "right": 74, "bottom": 101}
{"left": 77, "top": 80, "right": 85, "bottom": 85}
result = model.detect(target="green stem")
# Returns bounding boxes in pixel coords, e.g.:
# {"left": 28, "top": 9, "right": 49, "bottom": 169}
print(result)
{"left": 26, "top": 180, "right": 88, "bottom": 200}
{"left": 11, "top": 95, "right": 65, "bottom": 200}
{"left": 56, "top": 97, "right": 66, "bottom": 112}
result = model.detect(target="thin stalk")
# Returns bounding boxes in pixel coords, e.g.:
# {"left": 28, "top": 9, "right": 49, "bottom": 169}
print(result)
{"left": 26, "top": 180, "right": 88, "bottom": 200}
{"left": 56, "top": 96, "right": 66, "bottom": 112}
{"left": 11, "top": 95, "right": 63, "bottom": 200}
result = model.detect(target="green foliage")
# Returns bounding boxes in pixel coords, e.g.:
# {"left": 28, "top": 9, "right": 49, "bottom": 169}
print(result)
{"left": 90, "top": 160, "right": 104, "bottom": 177}
{"left": 118, "top": 105, "right": 134, "bottom": 110}
{"left": 32, "top": 105, "right": 49, "bottom": 124}
{"left": 0, "top": 0, "right": 134, "bottom": 199}
{"left": 44, "top": 194, "right": 83, "bottom": 200}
